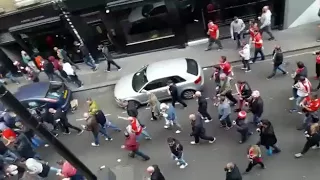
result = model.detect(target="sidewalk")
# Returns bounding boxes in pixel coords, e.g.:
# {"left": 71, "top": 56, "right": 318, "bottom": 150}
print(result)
{"left": 5, "top": 22, "right": 320, "bottom": 93}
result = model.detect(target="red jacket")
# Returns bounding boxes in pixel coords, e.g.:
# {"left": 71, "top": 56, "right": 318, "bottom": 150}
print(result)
{"left": 125, "top": 134, "right": 139, "bottom": 151}
{"left": 48, "top": 56, "right": 62, "bottom": 71}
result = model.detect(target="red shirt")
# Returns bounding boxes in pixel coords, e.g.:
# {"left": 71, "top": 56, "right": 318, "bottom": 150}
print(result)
{"left": 305, "top": 97, "right": 320, "bottom": 112}
{"left": 316, "top": 55, "right": 320, "bottom": 64}
{"left": 253, "top": 33, "right": 263, "bottom": 48}
{"left": 130, "top": 117, "right": 142, "bottom": 135}
{"left": 249, "top": 26, "right": 257, "bottom": 39}
{"left": 220, "top": 61, "right": 231, "bottom": 75}
{"left": 208, "top": 24, "right": 218, "bottom": 39}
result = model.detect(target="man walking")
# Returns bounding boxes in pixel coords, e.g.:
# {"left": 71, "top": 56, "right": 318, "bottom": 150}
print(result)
{"left": 62, "top": 61, "right": 83, "bottom": 88}
{"left": 74, "top": 41, "right": 98, "bottom": 71}
{"left": 160, "top": 103, "right": 182, "bottom": 134}
{"left": 259, "top": 6, "right": 275, "bottom": 40}
{"left": 194, "top": 91, "right": 212, "bottom": 123}
{"left": 239, "top": 41, "right": 251, "bottom": 72}
{"left": 252, "top": 30, "right": 265, "bottom": 63}
{"left": 248, "top": 90, "right": 264, "bottom": 125}
{"left": 167, "top": 82, "right": 187, "bottom": 108}
{"left": 267, "top": 45, "right": 287, "bottom": 79}
{"left": 98, "top": 44, "right": 121, "bottom": 72}
{"left": 121, "top": 131, "right": 150, "bottom": 161}
{"left": 218, "top": 96, "right": 232, "bottom": 130}
{"left": 43, "top": 59, "right": 64, "bottom": 82}
{"left": 217, "top": 73, "right": 237, "bottom": 106}
{"left": 230, "top": 16, "right": 245, "bottom": 49}
{"left": 205, "top": 20, "right": 223, "bottom": 51}
{"left": 54, "top": 47, "right": 80, "bottom": 70}
{"left": 189, "top": 113, "right": 216, "bottom": 145}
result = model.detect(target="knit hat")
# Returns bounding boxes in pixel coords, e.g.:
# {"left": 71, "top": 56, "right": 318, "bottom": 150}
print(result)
{"left": 252, "top": 90, "right": 260, "bottom": 98}
{"left": 238, "top": 111, "right": 247, "bottom": 119}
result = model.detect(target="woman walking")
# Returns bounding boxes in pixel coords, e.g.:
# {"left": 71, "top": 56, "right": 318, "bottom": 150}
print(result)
{"left": 245, "top": 145, "right": 265, "bottom": 173}
{"left": 145, "top": 91, "right": 161, "bottom": 121}
{"left": 295, "top": 121, "right": 320, "bottom": 158}
{"left": 256, "top": 119, "right": 281, "bottom": 155}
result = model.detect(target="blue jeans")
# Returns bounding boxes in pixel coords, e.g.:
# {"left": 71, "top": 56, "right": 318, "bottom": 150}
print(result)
{"left": 95, "top": 125, "right": 112, "bottom": 144}
{"left": 292, "top": 88, "right": 298, "bottom": 99}
{"left": 293, "top": 96, "right": 304, "bottom": 110}
{"left": 83, "top": 56, "right": 96, "bottom": 69}
{"left": 0, "top": 150, "right": 18, "bottom": 163}
{"left": 171, "top": 153, "right": 187, "bottom": 165}
{"left": 137, "top": 130, "right": 151, "bottom": 141}
{"left": 0, "top": 72, "right": 19, "bottom": 84}
{"left": 105, "top": 122, "right": 121, "bottom": 131}
{"left": 49, "top": 166, "right": 61, "bottom": 174}
{"left": 253, "top": 114, "right": 261, "bottom": 125}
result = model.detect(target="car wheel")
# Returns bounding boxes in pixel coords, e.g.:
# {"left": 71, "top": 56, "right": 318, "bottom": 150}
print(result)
{"left": 182, "top": 90, "right": 195, "bottom": 99}
{"left": 129, "top": 100, "right": 141, "bottom": 108}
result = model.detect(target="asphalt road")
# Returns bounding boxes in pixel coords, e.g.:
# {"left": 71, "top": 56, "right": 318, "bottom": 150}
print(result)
{"left": 38, "top": 48, "right": 320, "bottom": 180}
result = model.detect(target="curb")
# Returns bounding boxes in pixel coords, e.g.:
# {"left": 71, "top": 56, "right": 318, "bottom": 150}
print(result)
{"left": 73, "top": 45, "right": 320, "bottom": 93}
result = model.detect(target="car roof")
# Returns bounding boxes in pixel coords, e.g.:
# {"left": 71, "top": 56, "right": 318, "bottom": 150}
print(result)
{"left": 14, "top": 82, "right": 51, "bottom": 101}
{"left": 146, "top": 58, "right": 187, "bottom": 81}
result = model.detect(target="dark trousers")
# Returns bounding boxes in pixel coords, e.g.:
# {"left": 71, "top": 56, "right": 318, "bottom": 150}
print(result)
{"left": 316, "top": 63, "right": 320, "bottom": 78}
{"left": 245, "top": 160, "right": 265, "bottom": 172}
{"left": 194, "top": 132, "right": 215, "bottom": 143}
{"left": 260, "top": 25, "right": 274, "bottom": 39}
{"left": 47, "top": 72, "right": 64, "bottom": 82}
{"left": 151, "top": 111, "right": 157, "bottom": 120}
{"left": 172, "top": 95, "right": 187, "bottom": 107}
{"left": 61, "top": 121, "right": 82, "bottom": 133}
{"left": 242, "top": 59, "right": 251, "bottom": 70}
{"left": 238, "top": 129, "right": 250, "bottom": 142}
{"left": 107, "top": 60, "right": 121, "bottom": 71}
{"left": 252, "top": 48, "right": 265, "bottom": 63}
{"left": 130, "top": 149, "right": 150, "bottom": 160}
{"left": 267, "top": 64, "right": 286, "bottom": 78}
{"left": 225, "top": 91, "right": 238, "bottom": 104}
{"left": 233, "top": 32, "right": 242, "bottom": 48}
{"left": 219, "top": 115, "right": 232, "bottom": 127}
{"left": 199, "top": 110, "right": 212, "bottom": 120}
{"left": 65, "top": 57, "right": 80, "bottom": 70}
{"left": 301, "top": 138, "right": 320, "bottom": 154}
{"left": 207, "top": 37, "right": 223, "bottom": 49}
{"left": 69, "top": 75, "right": 82, "bottom": 87}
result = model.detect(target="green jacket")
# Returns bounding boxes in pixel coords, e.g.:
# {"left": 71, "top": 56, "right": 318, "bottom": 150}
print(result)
{"left": 89, "top": 101, "right": 99, "bottom": 115}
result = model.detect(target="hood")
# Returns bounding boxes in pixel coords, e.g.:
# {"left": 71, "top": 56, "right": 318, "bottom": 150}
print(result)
{"left": 48, "top": 56, "right": 57, "bottom": 62}
{"left": 114, "top": 73, "right": 139, "bottom": 100}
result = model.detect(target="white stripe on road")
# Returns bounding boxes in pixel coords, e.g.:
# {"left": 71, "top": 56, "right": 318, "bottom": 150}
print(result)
{"left": 145, "top": 107, "right": 150, "bottom": 110}
{"left": 122, "top": 111, "right": 127, "bottom": 114}
{"left": 76, "top": 114, "right": 111, "bottom": 121}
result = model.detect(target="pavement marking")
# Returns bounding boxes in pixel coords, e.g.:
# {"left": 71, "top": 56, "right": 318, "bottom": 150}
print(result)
{"left": 145, "top": 107, "right": 150, "bottom": 110}
{"left": 232, "top": 50, "right": 315, "bottom": 68}
{"left": 202, "top": 67, "right": 208, "bottom": 70}
{"left": 76, "top": 114, "right": 111, "bottom": 121}
{"left": 122, "top": 111, "right": 127, "bottom": 114}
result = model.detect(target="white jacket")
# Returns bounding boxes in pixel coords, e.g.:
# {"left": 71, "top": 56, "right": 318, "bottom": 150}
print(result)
{"left": 239, "top": 44, "right": 250, "bottom": 60}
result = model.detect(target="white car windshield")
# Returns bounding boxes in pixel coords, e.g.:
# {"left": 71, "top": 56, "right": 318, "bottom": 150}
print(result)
{"left": 132, "top": 65, "right": 148, "bottom": 92}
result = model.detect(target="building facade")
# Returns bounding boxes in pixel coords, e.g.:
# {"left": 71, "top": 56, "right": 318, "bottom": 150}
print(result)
{"left": 0, "top": 0, "right": 317, "bottom": 72}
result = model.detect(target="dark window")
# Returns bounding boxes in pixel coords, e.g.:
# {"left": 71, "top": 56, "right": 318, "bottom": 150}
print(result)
{"left": 144, "top": 78, "right": 170, "bottom": 91}
{"left": 23, "top": 100, "right": 46, "bottom": 109}
{"left": 142, "top": 4, "right": 154, "bottom": 17}
{"left": 46, "top": 83, "right": 65, "bottom": 100}
{"left": 186, "top": 58, "right": 199, "bottom": 75}
{"left": 170, "top": 76, "right": 186, "bottom": 83}
{"left": 149, "top": 6, "right": 168, "bottom": 16}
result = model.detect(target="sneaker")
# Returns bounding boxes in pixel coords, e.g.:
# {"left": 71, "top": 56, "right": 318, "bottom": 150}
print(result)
{"left": 175, "top": 130, "right": 181, "bottom": 134}
{"left": 241, "top": 67, "right": 247, "bottom": 70}
{"left": 190, "top": 141, "right": 197, "bottom": 145}
{"left": 289, "top": 109, "right": 297, "bottom": 113}
{"left": 93, "top": 67, "right": 98, "bottom": 71}
{"left": 204, "top": 119, "right": 212, "bottom": 123}
{"left": 249, "top": 61, "right": 253, "bottom": 64}
{"left": 245, "top": 70, "right": 251, "bottom": 73}
{"left": 145, "top": 137, "right": 152, "bottom": 140}
{"left": 164, "top": 125, "right": 169, "bottom": 129}
{"left": 118, "top": 68, "right": 122, "bottom": 71}
{"left": 174, "top": 158, "right": 178, "bottom": 161}
{"left": 54, "top": 134, "right": 59, "bottom": 137}
{"left": 176, "top": 162, "right": 181, "bottom": 166}
{"left": 294, "top": 153, "right": 303, "bottom": 158}
{"left": 209, "top": 137, "right": 216, "bottom": 143}
{"left": 289, "top": 97, "right": 295, "bottom": 100}
{"left": 105, "top": 138, "right": 113, "bottom": 141}
{"left": 104, "top": 70, "right": 110, "bottom": 72}
{"left": 205, "top": 48, "right": 211, "bottom": 51}
{"left": 180, "top": 163, "right": 188, "bottom": 169}
{"left": 77, "top": 130, "right": 84, "bottom": 135}
{"left": 63, "top": 132, "right": 71, "bottom": 135}
{"left": 150, "top": 118, "right": 157, "bottom": 121}
{"left": 312, "top": 145, "right": 320, "bottom": 150}
{"left": 44, "top": 144, "right": 49, "bottom": 147}
{"left": 91, "top": 143, "right": 99, "bottom": 147}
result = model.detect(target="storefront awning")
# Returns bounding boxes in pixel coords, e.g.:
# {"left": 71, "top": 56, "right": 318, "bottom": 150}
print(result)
{"left": 8, "top": 16, "right": 61, "bottom": 33}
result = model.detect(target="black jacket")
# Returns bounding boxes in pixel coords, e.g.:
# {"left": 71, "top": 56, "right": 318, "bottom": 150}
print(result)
{"left": 239, "top": 82, "right": 252, "bottom": 99}
{"left": 43, "top": 60, "right": 55, "bottom": 74}
{"left": 127, "top": 101, "right": 138, "bottom": 118}
{"left": 14, "top": 133, "right": 36, "bottom": 159}
{"left": 150, "top": 165, "right": 165, "bottom": 180}
{"left": 95, "top": 110, "right": 107, "bottom": 126}
{"left": 259, "top": 123, "right": 277, "bottom": 146}
{"left": 169, "top": 84, "right": 178, "bottom": 97}
{"left": 79, "top": 45, "right": 89, "bottom": 57}
{"left": 53, "top": 108, "right": 68, "bottom": 123}
{"left": 169, "top": 139, "right": 183, "bottom": 158}
{"left": 272, "top": 50, "right": 283, "bottom": 66}
{"left": 191, "top": 114, "right": 205, "bottom": 136}
{"left": 226, "top": 164, "right": 242, "bottom": 180}
{"left": 198, "top": 96, "right": 208, "bottom": 113}
{"left": 249, "top": 97, "right": 263, "bottom": 117}
{"left": 235, "top": 118, "right": 248, "bottom": 132}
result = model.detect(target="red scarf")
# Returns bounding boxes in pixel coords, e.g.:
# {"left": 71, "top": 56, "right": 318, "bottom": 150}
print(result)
{"left": 296, "top": 67, "right": 304, "bottom": 74}
{"left": 316, "top": 55, "right": 320, "bottom": 64}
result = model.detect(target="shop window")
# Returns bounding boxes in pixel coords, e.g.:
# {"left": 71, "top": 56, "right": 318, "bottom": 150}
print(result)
{"left": 117, "top": 0, "right": 174, "bottom": 44}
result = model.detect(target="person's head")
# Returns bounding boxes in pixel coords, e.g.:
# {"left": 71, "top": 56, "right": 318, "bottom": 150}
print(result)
{"left": 297, "top": 61, "right": 304, "bottom": 69}
{"left": 299, "top": 76, "right": 306, "bottom": 82}
{"left": 274, "top": 45, "right": 281, "bottom": 52}
{"left": 86, "top": 98, "right": 93, "bottom": 105}
{"left": 167, "top": 80, "right": 174, "bottom": 86}
{"left": 21, "top": 51, "right": 27, "bottom": 56}
{"left": 127, "top": 116, "right": 135, "bottom": 122}
{"left": 254, "top": 30, "right": 259, "bottom": 35}
{"left": 124, "top": 131, "right": 130, "bottom": 138}
{"left": 219, "top": 96, "right": 226, "bottom": 103}
{"left": 98, "top": 44, "right": 104, "bottom": 50}
{"left": 48, "top": 108, "right": 56, "bottom": 114}
{"left": 208, "top": 20, "right": 213, "bottom": 25}
{"left": 13, "top": 61, "right": 19, "bottom": 66}
{"left": 260, "top": 119, "right": 271, "bottom": 128}
{"left": 312, "top": 93, "right": 318, "bottom": 99}
{"left": 25, "top": 66, "right": 31, "bottom": 72}
{"left": 220, "top": 56, "right": 227, "bottom": 63}
{"left": 53, "top": 47, "right": 59, "bottom": 52}
{"left": 237, "top": 80, "right": 245, "bottom": 84}
{"left": 56, "top": 160, "right": 65, "bottom": 166}
{"left": 160, "top": 103, "right": 169, "bottom": 111}
{"left": 238, "top": 111, "right": 247, "bottom": 119}
{"left": 74, "top": 41, "right": 80, "bottom": 46}
{"left": 189, "top": 114, "right": 196, "bottom": 121}
{"left": 249, "top": 19, "right": 254, "bottom": 25}
{"left": 241, "top": 40, "right": 247, "bottom": 47}
{"left": 146, "top": 166, "right": 155, "bottom": 174}
{"left": 219, "top": 73, "right": 227, "bottom": 80}
{"left": 48, "top": 56, "right": 56, "bottom": 62}
{"left": 251, "top": 90, "right": 260, "bottom": 99}
{"left": 83, "top": 112, "right": 89, "bottom": 119}
{"left": 194, "top": 91, "right": 201, "bottom": 98}
{"left": 167, "top": 137, "right": 176, "bottom": 146}
{"left": 224, "top": 162, "right": 234, "bottom": 172}
{"left": 262, "top": 6, "right": 268, "bottom": 13}
{"left": 233, "top": 16, "right": 238, "bottom": 23}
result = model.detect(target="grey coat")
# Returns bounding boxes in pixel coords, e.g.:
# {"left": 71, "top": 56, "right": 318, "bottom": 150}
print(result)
{"left": 148, "top": 93, "right": 160, "bottom": 115}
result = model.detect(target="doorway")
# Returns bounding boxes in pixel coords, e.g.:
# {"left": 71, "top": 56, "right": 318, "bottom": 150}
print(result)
{"left": 88, "top": 21, "right": 117, "bottom": 53}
